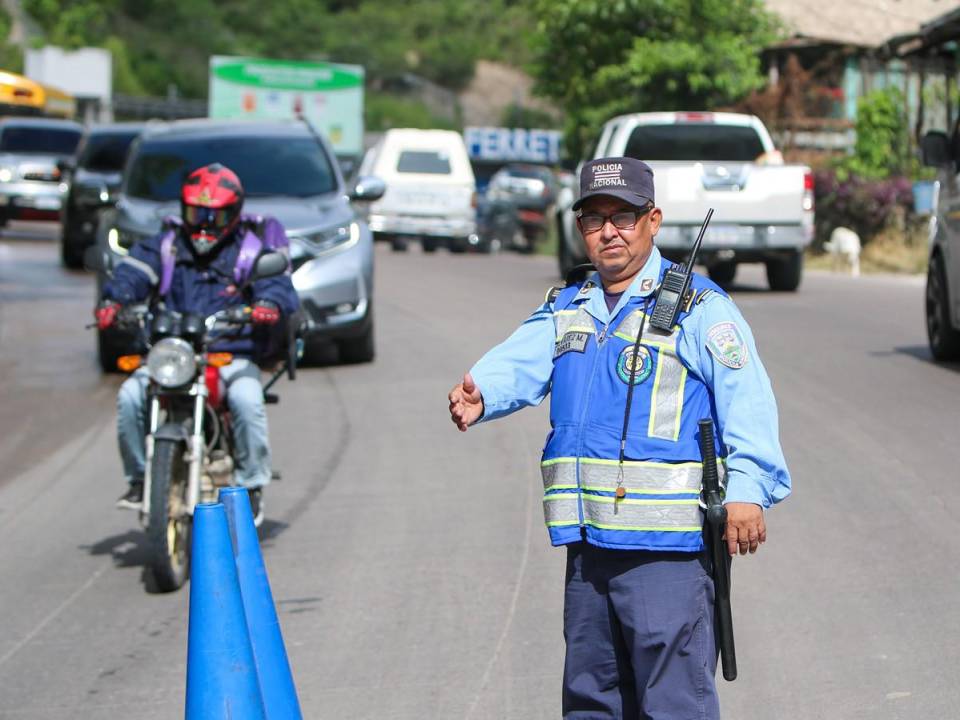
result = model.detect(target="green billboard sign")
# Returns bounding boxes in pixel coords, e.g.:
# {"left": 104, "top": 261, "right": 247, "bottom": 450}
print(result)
{"left": 209, "top": 56, "right": 364, "bottom": 155}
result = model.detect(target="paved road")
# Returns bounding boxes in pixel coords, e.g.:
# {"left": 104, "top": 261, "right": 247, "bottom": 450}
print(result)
{"left": 0, "top": 229, "right": 957, "bottom": 719}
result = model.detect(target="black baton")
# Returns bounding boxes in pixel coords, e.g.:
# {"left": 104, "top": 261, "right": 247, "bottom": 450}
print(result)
{"left": 698, "top": 418, "right": 737, "bottom": 681}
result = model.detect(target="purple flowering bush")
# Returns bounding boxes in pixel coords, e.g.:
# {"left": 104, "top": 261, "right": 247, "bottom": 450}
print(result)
{"left": 813, "top": 169, "right": 915, "bottom": 248}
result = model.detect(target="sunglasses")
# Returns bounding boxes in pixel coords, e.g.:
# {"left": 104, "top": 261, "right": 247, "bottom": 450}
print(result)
{"left": 578, "top": 205, "right": 653, "bottom": 234}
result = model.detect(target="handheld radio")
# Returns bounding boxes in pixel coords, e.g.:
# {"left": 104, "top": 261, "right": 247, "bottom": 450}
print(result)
{"left": 649, "top": 208, "right": 715, "bottom": 331}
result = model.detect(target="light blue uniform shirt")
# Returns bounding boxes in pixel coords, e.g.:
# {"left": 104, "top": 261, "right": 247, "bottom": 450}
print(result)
{"left": 470, "top": 246, "right": 791, "bottom": 508}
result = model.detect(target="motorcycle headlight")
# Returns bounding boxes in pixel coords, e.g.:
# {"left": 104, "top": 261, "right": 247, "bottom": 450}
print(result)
{"left": 147, "top": 338, "right": 196, "bottom": 388}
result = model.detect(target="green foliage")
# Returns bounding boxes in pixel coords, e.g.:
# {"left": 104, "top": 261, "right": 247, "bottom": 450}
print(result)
{"left": 20, "top": 0, "right": 539, "bottom": 98}
{"left": 500, "top": 102, "right": 559, "bottom": 129}
{"left": 365, "top": 92, "right": 457, "bottom": 131}
{"left": 0, "top": 6, "right": 24, "bottom": 72}
{"left": 530, "top": 0, "right": 778, "bottom": 160}
{"left": 837, "top": 87, "right": 912, "bottom": 181}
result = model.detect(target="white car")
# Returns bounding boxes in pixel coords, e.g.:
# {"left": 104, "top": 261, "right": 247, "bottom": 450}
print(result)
{"left": 362, "top": 128, "right": 479, "bottom": 253}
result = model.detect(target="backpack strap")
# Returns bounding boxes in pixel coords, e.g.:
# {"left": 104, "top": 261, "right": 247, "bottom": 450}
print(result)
{"left": 234, "top": 228, "right": 265, "bottom": 286}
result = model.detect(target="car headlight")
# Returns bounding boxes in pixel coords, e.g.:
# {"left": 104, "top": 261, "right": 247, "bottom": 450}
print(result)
{"left": 292, "top": 221, "right": 360, "bottom": 254}
{"left": 146, "top": 338, "right": 196, "bottom": 388}
{"left": 0, "top": 166, "right": 15, "bottom": 183}
{"left": 75, "top": 183, "right": 110, "bottom": 206}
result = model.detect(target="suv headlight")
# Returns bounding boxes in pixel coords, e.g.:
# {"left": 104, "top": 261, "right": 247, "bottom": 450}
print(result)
{"left": 75, "top": 182, "right": 110, "bottom": 206}
{"left": 147, "top": 338, "right": 196, "bottom": 388}
{"left": 292, "top": 221, "right": 360, "bottom": 254}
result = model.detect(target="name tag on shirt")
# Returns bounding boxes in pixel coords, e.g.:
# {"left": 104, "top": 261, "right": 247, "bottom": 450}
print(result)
{"left": 555, "top": 331, "right": 591, "bottom": 358}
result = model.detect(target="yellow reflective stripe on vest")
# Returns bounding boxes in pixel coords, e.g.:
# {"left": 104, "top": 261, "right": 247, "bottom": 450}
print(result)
{"left": 609, "top": 308, "right": 687, "bottom": 441}
{"left": 648, "top": 352, "right": 687, "bottom": 440}
{"left": 582, "top": 495, "right": 702, "bottom": 532}
{"left": 554, "top": 307, "right": 596, "bottom": 341}
{"left": 541, "top": 456, "right": 724, "bottom": 494}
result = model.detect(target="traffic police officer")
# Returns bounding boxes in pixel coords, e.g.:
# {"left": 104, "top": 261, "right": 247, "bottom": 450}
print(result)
{"left": 448, "top": 157, "right": 791, "bottom": 719}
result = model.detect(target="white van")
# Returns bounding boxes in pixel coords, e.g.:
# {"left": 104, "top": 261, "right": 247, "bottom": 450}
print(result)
{"left": 361, "top": 128, "right": 478, "bottom": 252}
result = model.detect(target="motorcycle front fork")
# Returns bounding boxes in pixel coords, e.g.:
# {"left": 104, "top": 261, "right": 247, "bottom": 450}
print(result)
{"left": 140, "top": 383, "right": 207, "bottom": 519}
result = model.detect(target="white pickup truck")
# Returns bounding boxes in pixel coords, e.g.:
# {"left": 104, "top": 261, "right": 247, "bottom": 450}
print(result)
{"left": 556, "top": 111, "right": 814, "bottom": 291}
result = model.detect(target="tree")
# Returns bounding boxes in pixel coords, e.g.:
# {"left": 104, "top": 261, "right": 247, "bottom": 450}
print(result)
{"left": 530, "top": 0, "right": 778, "bottom": 160}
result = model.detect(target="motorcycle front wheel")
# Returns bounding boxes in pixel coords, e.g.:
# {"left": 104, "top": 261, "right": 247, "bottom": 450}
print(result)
{"left": 147, "top": 438, "right": 191, "bottom": 592}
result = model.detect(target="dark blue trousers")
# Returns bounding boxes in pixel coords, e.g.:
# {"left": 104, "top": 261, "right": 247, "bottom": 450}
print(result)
{"left": 562, "top": 542, "right": 720, "bottom": 720}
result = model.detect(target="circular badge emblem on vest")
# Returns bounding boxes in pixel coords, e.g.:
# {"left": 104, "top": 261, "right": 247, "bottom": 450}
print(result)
{"left": 617, "top": 345, "right": 653, "bottom": 385}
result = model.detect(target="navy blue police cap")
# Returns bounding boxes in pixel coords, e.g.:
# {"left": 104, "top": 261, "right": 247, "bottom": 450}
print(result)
{"left": 572, "top": 156, "right": 655, "bottom": 211}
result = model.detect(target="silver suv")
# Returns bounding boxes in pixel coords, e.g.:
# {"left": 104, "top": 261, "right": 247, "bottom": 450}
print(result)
{"left": 92, "top": 118, "right": 385, "bottom": 369}
{"left": 0, "top": 117, "right": 82, "bottom": 226}
{"left": 921, "top": 130, "right": 960, "bottom": 360}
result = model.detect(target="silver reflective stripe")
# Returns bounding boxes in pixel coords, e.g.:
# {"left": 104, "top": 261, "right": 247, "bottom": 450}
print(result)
{"left": 119, "top": 256, "right": 159, "bottom": 286}
{"left": 582, "top": 495, "right": 702, "bottom": 531}
{"left": 611, "top": 308, "right": 687, "bottom": 441}
{"left": 554, "top": 307, "right": 596, "bottom": 340}
{"left": 648, "top": 353, "right": 687, "bottom": 440}
{"left": 615, "top": 309, "right": 678, "bottom": 347}
{"left": 543, "top": 492, "right": 580, "bottom": 526}
{"left": 542, "top": 457, "right": 712, "bottom": 494}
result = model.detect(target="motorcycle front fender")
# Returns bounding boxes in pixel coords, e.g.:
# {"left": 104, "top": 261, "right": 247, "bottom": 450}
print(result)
{"left": 153, "top": 423, "right": 190, "bottom": 443}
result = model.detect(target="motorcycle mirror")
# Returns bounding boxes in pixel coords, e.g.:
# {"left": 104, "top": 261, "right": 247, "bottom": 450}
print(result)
{"left": 251, "top": 251, "right": 288, "bottom": 281}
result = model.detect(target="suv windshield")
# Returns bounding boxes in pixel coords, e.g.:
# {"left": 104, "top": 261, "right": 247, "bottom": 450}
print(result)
{"left": 624, "top": 124, "right": 765, "bottom": 162}
{"left": 0, "top": 127, "right": 81, "bottom": 155}
{"left": 78, "top": 132, "right": 138, "bottom": 172}
{"left": 125, "top": 135, "right": 337, "bottom": 200}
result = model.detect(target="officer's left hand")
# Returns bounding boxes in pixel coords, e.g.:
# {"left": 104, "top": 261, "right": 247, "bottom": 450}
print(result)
{"left": 724, "top": 502, "right": 766, "bottom": 556}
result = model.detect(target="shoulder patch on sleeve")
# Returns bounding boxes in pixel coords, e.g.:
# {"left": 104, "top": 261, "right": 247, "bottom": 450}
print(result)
{"left": 706, "top": 321, "right": 749, "bottom": 369}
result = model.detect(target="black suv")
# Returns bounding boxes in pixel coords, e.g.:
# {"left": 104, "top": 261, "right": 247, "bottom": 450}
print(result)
{"left": 60, "top": 123, "right": 143, "bottom": 268}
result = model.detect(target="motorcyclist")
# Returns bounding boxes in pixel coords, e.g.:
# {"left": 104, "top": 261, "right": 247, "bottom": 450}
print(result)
{"left": 96, "top": 163, "right": 299, "bottom": 524}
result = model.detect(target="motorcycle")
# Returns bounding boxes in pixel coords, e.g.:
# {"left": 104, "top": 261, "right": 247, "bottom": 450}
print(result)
{"left": 104, "top": 251, "right": 298, "bottom": 591}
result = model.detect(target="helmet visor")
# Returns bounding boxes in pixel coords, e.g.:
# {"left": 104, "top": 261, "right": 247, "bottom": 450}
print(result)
{"left": 183, "top": 205, "right": 232, "bottom": 232}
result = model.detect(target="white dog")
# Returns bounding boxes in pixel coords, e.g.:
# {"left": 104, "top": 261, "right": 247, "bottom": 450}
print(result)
{"left": 824, "top": 226, "right": 861, "bottom": 277}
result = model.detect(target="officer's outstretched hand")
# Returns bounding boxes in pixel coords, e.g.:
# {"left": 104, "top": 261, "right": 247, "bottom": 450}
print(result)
{"left": 724, "top": 502, "right": 766, "bottom": 556}
{"left": 448, "top": 372, "right": 484, "bottom": 432}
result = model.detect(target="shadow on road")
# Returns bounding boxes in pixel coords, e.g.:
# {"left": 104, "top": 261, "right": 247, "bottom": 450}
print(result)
{"left": 80, "top": 529, "right": 167, "bottom": 594}
{"left": 878, "top": 345, "right": 960, "bottom": 374}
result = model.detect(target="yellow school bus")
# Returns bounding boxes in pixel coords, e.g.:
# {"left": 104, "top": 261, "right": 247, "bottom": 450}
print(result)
{"left": 0, "top": 70, "right": 75, "bottom": 119}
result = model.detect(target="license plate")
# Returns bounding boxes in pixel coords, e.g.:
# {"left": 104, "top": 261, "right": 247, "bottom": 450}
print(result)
{"left": 34, "top": 197, "right": 61, "bottom": 211}
{"left": 708, "top": 225, "right": 749, "bottom": 246}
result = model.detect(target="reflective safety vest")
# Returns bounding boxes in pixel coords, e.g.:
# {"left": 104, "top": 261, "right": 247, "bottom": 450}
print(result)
{"left": 543, "top": 260, "right": 727, "bottom": 551}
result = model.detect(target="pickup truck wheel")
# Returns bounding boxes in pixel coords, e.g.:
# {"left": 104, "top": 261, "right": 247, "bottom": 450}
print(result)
{"left": 926, "top": 253, "right": 960, "bottom": 361}
{"left": 389, "top": 236, "right": 408, "bottom": 252}
{"left": 448, "top": 238, "right": 468, "bottom": 254}
{"left": 766, "top": 251, "right": 803, "bottom": 292}
{"left": 421, "top": 238, "right": 439, "bottom": 253}
{"left": 708, "top": 261, "right": 737, "bottom": 288}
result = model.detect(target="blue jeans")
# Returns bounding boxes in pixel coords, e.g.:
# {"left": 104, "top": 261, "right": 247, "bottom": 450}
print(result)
{"left": 117, "top": 359, "right": 272, "bottom": 488}
{"left": 562, "top": 542, "right": 720, "bottom": 720}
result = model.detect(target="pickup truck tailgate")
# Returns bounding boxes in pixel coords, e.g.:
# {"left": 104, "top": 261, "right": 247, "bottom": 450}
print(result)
{"left": 653, "top": 162, "right": 807, "bottom": 225}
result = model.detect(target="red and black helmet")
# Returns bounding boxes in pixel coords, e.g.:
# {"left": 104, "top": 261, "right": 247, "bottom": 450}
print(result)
{"left": 180, "top": 163, "right": 244, "bottom": 255}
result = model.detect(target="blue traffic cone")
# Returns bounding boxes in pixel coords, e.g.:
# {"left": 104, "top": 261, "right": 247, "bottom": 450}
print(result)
{"left": 221, "top": 487, "right": 303, "bottom": 719}
{"left": 186, "top": 503, "right": 266, "bottom": 720}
